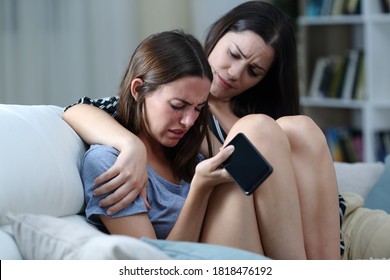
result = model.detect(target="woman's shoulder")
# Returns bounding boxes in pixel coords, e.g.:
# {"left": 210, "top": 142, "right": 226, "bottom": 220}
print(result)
{"left": 83, "top": 145, "right": 119, "bottom": 169}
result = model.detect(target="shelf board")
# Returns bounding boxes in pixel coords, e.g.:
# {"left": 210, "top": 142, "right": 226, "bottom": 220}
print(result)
{"left": 370, "top": 15, "right": 390, "bottom": 24}
{"left": 371, "top": 99, "right": 390, "bottom": 109}
{"left": 298, "top": 15, "right": 364, "bottom": 25}
{"left": 300, "top": 96, "right": 365, "bottom": 109}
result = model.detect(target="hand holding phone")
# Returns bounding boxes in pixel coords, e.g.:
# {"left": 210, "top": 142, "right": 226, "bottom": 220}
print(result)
{"left": 222, "top": 133, "right": 273, "bottom": 195}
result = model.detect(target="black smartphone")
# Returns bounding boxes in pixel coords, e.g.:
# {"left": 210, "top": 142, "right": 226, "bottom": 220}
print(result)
{"left": 222, "top": 133, "right": 273, "bottom": 195}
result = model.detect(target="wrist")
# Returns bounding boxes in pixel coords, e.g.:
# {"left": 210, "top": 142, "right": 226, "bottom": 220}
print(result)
{"left": 191, "top": 174, "right": 215, "bottom": 196}
{"left": 115, "top": 132, "right": 145, "bottom": 153}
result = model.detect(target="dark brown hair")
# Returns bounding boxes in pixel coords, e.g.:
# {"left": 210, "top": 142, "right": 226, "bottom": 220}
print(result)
{"left": 116, "top": 30, "right": 213, "bottom": 181}
{"left": 204, "top": 1, "right": 300, "bottom": 119}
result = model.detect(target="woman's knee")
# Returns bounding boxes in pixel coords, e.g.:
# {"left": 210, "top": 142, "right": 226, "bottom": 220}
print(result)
{"left": 276, "top": 115, "right": 328, "bottom": 155}
{"left": 228, "top": 114, "right": 290, "bottom": 150}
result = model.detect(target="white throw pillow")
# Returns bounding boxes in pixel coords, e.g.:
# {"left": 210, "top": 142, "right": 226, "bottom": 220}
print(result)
{"left": 0, "top": 105, "right": 86, "bottom": 219}
{"left": 5, "top": 213, "right": 171, "bottom": 260}
{"left": 334, "top": 161, "right": 385, "bottom": 198}
{"left": 0, "top": 225, "right": 23, "bottom": 259}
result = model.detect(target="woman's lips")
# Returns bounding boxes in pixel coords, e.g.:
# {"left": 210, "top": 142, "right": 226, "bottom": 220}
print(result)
{"left": 168, "top": 129, "right": 186, "bottom": 139}
{"left": 218, "top": 74, "right": 233, "bottom": 89}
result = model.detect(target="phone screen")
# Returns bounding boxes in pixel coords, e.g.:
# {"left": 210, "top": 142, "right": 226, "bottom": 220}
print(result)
{"left": 222, "top": 133, "right": 273, "bottom": 195}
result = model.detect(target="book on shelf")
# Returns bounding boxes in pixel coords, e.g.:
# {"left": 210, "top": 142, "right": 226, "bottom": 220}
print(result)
{"left": 380, "top": 0, "right": 390, "bottom": 13}
{"left": 305, "top": 0, "right": 361, "bottom": 16}
{"left": 352, "top": 51, "right": 365, "bottom": 100}
{"left": 307, "top": 50, "right": 364, "bottom": 100}
{"left": 318, "top": 57, "right": 335, "bottom": 97}
{"left": 327, "top": 55, "right": 347, "bottom": 98}
{"left": 340, "top": 49, "right": 360, "bottom": 100}
{"left": 320, "top": 0, "right": 334, "bottom": 16}
{"left": 324, "top": 126, "right": 363, "bottom": 163}
{"left": 376, "top": 130, "right": 390, "bottom": 162}
{"left": 308, "top": 57, "right": 329, "bottom": 98}
{"left": 308, "top": 56, "right": 335, "bottom": 98}
{"left": 344, "top": 0, "right": 360, "bottom": 15}
{"left": 305, "top": 0, "right": 324, "bottom": 16}
{"left": 331, "top": 0, "right": 344, "bottom": 15}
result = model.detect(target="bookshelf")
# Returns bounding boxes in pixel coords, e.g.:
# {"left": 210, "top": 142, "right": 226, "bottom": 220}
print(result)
{"left": 298, "top": 0, "right": 390, "bottom": 162}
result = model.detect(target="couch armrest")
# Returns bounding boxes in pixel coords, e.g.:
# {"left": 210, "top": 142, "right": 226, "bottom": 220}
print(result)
{"left": 0, "top": 104, "right": 87, "bottom": 221}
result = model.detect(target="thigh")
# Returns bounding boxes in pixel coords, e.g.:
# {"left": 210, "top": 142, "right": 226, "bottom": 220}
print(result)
{"left": 200, "top": 182, "right": 264, "bottom": 255}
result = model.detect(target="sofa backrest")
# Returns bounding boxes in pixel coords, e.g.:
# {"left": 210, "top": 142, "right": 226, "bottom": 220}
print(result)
{"left": 0, "top": 104, "right": 86, "bottom": 223}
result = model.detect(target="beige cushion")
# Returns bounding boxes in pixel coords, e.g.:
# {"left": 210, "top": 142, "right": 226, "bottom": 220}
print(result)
{"left": 341, "top": 192, "right": 390, "bottom": 259}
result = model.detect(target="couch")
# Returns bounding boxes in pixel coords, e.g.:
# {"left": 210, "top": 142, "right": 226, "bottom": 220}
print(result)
{"left": 0, "top": 104, "right": 387, "bottom": 260}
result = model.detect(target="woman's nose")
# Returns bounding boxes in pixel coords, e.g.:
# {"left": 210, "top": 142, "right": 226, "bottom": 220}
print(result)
{"left": 227, "top": 64, "right": 243, "bottom": 80}
{"left": 180, "top": 110, "right": 198, "bottom": 128}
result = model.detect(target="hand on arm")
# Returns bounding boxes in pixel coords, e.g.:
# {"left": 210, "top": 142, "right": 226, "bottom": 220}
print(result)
{"left": 96, "top": 146, "right": 235, "bottom": 242}
{"left": 94, "top": 141, "right": 150, "bottom": 215}
{"left": 63, "top": 104, "right": 149, "bottom": 214}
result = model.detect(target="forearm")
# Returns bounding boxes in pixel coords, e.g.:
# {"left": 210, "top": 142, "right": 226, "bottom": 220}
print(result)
{"left": 167, "top": 146, "right": 234, "bottom": 241}
{"left": 166, "top": 178, "right": 214, "bottom": 242}
{"left": 63, "top": 104, "right": 139, "bottom": 151}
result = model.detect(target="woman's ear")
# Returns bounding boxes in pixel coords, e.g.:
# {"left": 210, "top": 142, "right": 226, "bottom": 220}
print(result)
{"left": 130, "top": 78, "right": 143, "bottom": 100}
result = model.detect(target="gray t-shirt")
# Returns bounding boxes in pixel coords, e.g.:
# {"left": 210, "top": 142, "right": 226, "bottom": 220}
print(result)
{"left": 82, "top": 144, "right": 191, "bottom": 239}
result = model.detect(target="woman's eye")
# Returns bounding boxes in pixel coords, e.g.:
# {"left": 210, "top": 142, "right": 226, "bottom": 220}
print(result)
{"left": 195, "top": 106, "right": 203, "bottom": 113}
{"left": 248, "top": 68, "right": 259, "bottom": 77}
{"left": 171, "top": 104, "right": 185, "bottom": 111}
{"left": 229, "top": 50, "right": 240, "bottom": 59}
{"left": 248, "top": 66, "right": 265, "bottom": 78}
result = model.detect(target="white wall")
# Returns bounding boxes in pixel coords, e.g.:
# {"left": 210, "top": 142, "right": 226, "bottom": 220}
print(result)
{"left": 190, "top": 0, "right": 248, "bottom": 42}
{"left": 0, "top": 0, "right": 247, "bottom": 107}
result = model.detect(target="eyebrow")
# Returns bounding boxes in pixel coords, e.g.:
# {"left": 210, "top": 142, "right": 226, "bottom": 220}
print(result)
{"left": 175, "top": 98, "right": 208, "bottom": 107}
{"left": 233, "top": 43, "right": 266, "bottom": 72}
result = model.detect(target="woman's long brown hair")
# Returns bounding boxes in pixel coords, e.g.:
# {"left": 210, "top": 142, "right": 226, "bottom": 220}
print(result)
{"left": 116, "top": 30, "right": 213, "bottom": 182}
{"left": 204, "top": 1, "right": 300, "bottom": 119}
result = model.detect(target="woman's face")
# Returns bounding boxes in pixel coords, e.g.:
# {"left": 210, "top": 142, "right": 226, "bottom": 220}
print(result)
{"left": 208, "top": 30, "right": 275, "bottom": 101}
{"left": 142, "top": 76, "right": 210, "bottom": 147}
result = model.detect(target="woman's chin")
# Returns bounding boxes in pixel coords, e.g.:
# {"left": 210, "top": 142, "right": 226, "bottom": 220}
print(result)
{"left": 163, "top": 139, "right": 180, "bottom": 148}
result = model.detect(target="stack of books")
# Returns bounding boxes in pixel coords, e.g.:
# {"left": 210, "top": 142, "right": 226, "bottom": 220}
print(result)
{"left": 380, "top": 0, "right": 390, "bottom": 13}
{"left": 324, "top": 126, "right": 363, "bottom": 162}
{"left": 305, "top": 0, "right": 361, "bottom": 16}
{"left": 307, "top": 50, "right": 365, "bottom": 100}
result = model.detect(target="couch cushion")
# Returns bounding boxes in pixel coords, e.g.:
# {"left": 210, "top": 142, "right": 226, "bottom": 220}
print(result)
{"left": 4, "top": 213, "right": 171, "bottom": 259}
{"left": 4, "top": 212, "right": 267, "bottom": 260}
{"left": 142, "top": 238, "right": 269, "bottom": 260}
{"left": 0, "top": 105, "right": 86, "bottom": 220}
{"left": 334, "top": 161, "right": 385, "bottom": 199}
{"left": 0, "top": 225, "right": 23, "bottom": 259}
{"left": 364, "top": 155, "right": 390, "bottom": 212}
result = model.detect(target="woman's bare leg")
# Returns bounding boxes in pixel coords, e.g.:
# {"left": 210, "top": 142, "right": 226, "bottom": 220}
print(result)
{"left": 200, "top": 181, "right": 264, "bottom": 255}
{"left": 201, "top": 114, "right": 307, "bottom": 259}
{"left": 277, "top": 115, "right": 340, "bottom": 259}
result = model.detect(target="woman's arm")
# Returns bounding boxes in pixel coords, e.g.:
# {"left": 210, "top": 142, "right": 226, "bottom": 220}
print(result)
{"left": 98, "top": 146, "right": 234, "bottom": 242}
{"left": 63, "top": 104, "right": 149, "bottom": 214}
{"left": 101, "top": 213, "right": 157, "bottom": 239}
{"left": 166, "top": 145, "right": 234, "bottom": 242}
